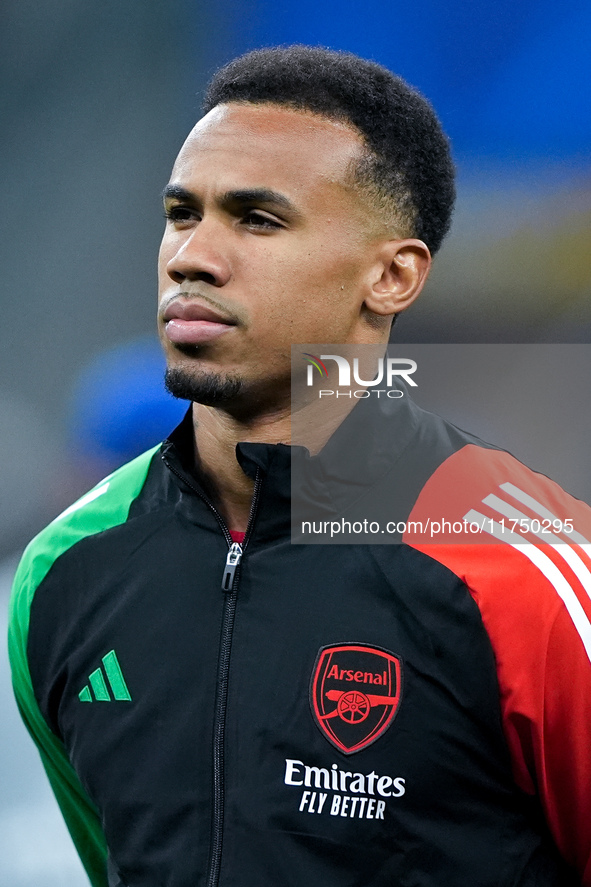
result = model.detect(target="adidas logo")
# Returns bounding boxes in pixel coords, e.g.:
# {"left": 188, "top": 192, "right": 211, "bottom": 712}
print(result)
{"left": 78, "top": 650, "right": 132, "bottom": 702}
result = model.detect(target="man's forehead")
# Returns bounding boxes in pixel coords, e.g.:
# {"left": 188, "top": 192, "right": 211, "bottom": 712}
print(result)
{"left": 171, "top": 102, "right": 367, "bottom": 185}
{"left": 189, "top": 101, "right": 361, "bottom": 139}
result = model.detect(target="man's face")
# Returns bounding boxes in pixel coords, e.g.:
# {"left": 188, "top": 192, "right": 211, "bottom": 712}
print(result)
{"left": 158, "top": 102, "right": 385, "bottom": 413}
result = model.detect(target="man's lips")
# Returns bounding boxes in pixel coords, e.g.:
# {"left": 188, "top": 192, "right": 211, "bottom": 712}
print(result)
{"left": 162, "top": 299, "right": 237, "bottom": 346}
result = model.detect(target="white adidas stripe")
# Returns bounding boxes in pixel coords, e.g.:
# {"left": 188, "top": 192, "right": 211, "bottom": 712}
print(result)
{"left": 500, "top": 481, "right": 591, "bottom": 551}
{"left": 482, "top": 493, "right": 591, "bottom": 608}
{"left": 464, "top": 509, "right": 591, "bottom": 665}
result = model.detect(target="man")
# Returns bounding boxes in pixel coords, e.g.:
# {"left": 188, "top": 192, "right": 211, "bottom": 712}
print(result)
{"left": 8, "top": 46, "right": 591, "bottom": 887}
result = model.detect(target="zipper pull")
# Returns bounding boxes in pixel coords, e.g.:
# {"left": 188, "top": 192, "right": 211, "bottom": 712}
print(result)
{"left": 221, "top": 542, "right": 242, "bottom": 591}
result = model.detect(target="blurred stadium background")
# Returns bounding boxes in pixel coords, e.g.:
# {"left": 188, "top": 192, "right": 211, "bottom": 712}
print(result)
{"left": 1, "top": 1, "right": 590, "bottom": 883}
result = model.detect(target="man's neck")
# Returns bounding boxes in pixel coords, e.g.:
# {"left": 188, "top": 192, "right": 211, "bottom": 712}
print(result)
{"left": 192, "top": 402, "right": 292, "bottom": 533}
{"left": 191, "top": 394, "right": 359, "bottom": 533}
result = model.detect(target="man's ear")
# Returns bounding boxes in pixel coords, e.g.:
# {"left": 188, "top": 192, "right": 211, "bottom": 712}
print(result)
{"left": 364, "top": 239, "right": 431, "bottom": 317}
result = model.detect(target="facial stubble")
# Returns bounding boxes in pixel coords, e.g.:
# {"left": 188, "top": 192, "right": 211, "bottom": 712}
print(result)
{"left": 164, "top": 350, "right": 244, "bottom": 406}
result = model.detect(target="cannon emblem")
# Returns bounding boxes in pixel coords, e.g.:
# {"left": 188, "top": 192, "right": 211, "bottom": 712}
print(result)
{"left": 310, "top": 643, "right": 403, "bottom": 754}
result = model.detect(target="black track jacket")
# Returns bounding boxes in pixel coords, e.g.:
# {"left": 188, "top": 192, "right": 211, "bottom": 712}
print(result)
{"left": 9, "top": 393, "right": 591, "bottom": 886}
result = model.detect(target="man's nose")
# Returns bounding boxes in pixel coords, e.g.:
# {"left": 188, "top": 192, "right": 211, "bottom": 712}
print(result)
{"left": 165, "top": 221, "right": 232, "bottom": 287}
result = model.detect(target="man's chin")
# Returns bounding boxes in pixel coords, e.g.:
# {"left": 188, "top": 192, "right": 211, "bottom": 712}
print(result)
{"left": 164, "top": 366, "right": 243, "bottom": 406}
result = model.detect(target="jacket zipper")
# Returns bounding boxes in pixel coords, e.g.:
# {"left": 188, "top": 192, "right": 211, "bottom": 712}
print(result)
{"left": 208, "top": 468, "right": 263, "bottom": 887}
{"left": 221, "top": 543, "right": 242, "bottom": 591}
{"left": 162, "top": 452, "right": 263, "bottom": 887}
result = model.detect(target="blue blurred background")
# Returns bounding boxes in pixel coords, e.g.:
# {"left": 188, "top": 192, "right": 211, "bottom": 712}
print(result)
{"left": 1, "top": 1, "right": 590, "bottom": 883}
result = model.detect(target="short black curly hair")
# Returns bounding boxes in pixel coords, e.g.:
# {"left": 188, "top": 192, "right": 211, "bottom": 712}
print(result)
{"left": 203, "top": 45, "right": 455, "bottom": 255}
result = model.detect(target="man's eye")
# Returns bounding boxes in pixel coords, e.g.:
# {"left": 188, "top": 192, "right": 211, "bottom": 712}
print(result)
{"left": 164, "top": 206, "right": 198, "bottom": 223}
{"left": 243, "top": 211, "right": 283, "bottom": 229}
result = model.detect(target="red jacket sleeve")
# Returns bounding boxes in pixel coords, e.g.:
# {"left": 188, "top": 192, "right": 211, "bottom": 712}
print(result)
{"left": 404, "top": 444, "right": 591, "bottom": 883}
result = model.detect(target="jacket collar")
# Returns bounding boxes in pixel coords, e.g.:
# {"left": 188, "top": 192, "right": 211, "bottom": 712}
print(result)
{"left": 161, "top": 389, "right": 424, "bottom": 529}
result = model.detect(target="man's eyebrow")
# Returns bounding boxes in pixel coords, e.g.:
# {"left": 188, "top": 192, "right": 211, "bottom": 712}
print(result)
{"left": 220, "top": 188, "right": 299, "bottom": 214}
{"left": 162, "top": 184, "right": 194, "bottom": 202}
{"left": 162, "top": 184, "right": 300, "bottom": 215}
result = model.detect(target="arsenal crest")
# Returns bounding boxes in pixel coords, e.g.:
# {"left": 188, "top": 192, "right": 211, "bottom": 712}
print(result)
{"left": 310, "top": 644, "right": 403, "bottom": 754}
